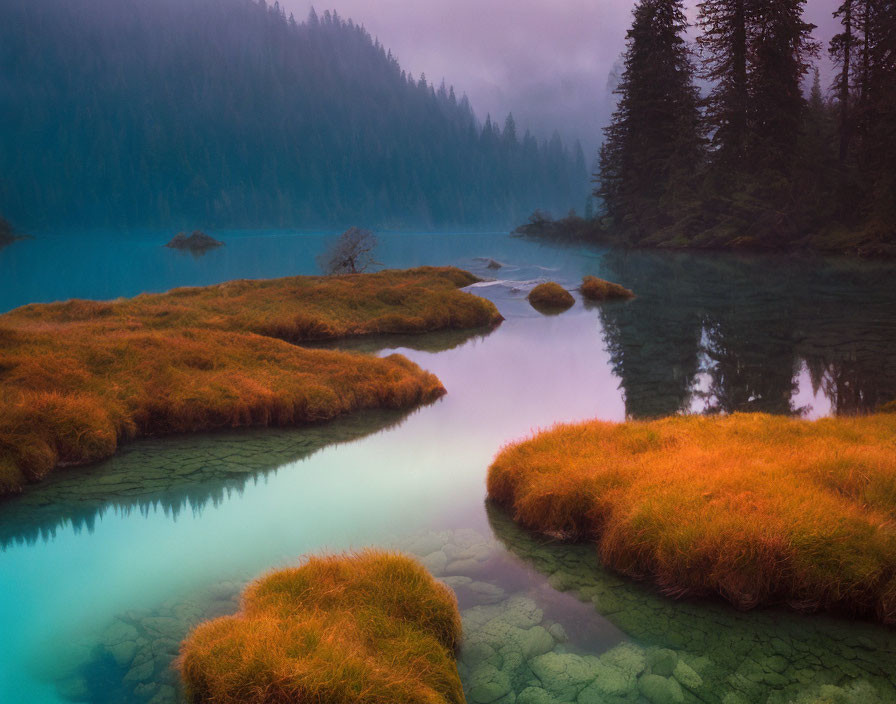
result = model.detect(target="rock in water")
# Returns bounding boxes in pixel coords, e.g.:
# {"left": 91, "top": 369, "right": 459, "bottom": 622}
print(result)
{"left": 164, "top": 231, "right": 223, "bottom": 252}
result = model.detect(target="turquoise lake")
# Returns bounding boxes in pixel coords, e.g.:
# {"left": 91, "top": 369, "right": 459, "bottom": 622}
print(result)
{"left": 1, "top": 230, "right": 895, "bottom": 704}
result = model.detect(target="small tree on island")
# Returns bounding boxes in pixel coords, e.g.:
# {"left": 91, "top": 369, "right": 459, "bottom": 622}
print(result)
{"left": 317, "top": 227, "right": 380, "bottom": 275}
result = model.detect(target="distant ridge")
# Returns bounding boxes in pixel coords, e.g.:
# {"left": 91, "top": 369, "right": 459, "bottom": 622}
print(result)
{"left": 0, "top": 0, "right": 587, "bottom": 230}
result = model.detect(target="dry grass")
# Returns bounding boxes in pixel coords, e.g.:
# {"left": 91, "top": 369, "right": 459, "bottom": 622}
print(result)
{"left": 487, "top": 413, "right": 896, "bottom": 623}
{"left": 527, "top": 282, "right": 575, "bottom": 312}
{"left": 178, "top": 551, "right": 464, "bottom": 704}
{"left": 0, "top": 267, "right": 501, "bottom": 494}
{"left": 580, "top": 275, "right": 635, "bottom": 301}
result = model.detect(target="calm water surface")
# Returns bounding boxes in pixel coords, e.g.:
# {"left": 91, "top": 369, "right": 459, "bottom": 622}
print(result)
{"left": 1, "top": 231, "right": 895, "bottom": 704}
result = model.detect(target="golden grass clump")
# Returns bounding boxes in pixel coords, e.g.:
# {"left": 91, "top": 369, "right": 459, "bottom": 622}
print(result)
{"left": 0, "top": 267, "right": 501, "bottom": 494}
{"left": 487, "top": 413, "right": 896, "bottom": 623}
{"left": 579, "top": 275, "right": 635, "bottom": 301}
{"left": 178, "top": 551, "right": 464, "bottom": 704}
{"left": 527, "top": 282, "right": 575, "bottom": 312}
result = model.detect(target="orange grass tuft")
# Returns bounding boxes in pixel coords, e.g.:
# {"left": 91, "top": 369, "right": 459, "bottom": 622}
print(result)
{"left": 579, "top": 275, "right": 635, "bottom": 302}
{"left": 487, "top": 413, "right": 896, "bottom": 622}
{"left": 527, "top": 282, "right": 575, "bottom": 312}
{"left": 178, "top": 551, "right": 464, "bottom": 704}
{"left": 0, "top": 268, "right": 501, "bottom": 494}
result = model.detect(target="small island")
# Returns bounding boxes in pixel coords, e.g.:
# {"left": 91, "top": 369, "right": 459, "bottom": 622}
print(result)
{"left": 0, "top": 267, "right": 501, "bottom": 494}
{"left": 528, "top": 282, "right": 575, "bottom": 313}
{"left": 165, "top": 230, "right": 224, "bottom": 252}
{"left": 488, "top": 412, "right": 896, "bottom": 623}
{"left": 0, "top": 216, "right": 22, "bottom": 249}
{"left": 179, "top": 551, "right": 464, "bottom": 704}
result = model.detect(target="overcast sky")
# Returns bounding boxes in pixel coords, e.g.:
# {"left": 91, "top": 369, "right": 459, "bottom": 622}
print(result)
{"left": 285, "top": 0, "right": 839, "bottom": 157}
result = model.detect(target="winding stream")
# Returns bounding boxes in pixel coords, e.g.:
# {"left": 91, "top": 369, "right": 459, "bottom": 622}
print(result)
{"left": 1, "top": 231, "right": 895, "bottom": 704}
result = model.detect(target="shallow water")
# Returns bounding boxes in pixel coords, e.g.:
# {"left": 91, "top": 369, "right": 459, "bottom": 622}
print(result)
{"left": 1, "top": 231, "right": 895, "bottom": 704}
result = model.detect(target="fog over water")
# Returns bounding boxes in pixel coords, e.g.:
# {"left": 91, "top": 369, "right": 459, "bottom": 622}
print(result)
{"left": 287, "top": 0, "right": 839, "bottom": 154}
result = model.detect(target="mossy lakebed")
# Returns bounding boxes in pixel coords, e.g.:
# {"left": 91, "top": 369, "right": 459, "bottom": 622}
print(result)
{"left": 57, "top": 521, "right": 896, "bottom": 704}
{"left": 0, "top": 267, "right": 501, "bottom": 494}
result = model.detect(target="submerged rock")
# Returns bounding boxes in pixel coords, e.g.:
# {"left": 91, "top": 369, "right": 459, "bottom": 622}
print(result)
{"left": 638, "top": 673, "right": 684, "bottom": 704}
{"left": 164, "top": 230, "right": 223, "bottom": 251}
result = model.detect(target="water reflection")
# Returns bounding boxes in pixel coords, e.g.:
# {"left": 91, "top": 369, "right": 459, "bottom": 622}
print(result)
{"left": 63, "top": 506, "right": 896, "bottom": 704}
{"left": 0, "top": 409, "right": 412, "bottom": 550}
{"left": 486, "top": 502, "right": 896, "bottom": 704}
{"left": 595, "top": 251, "right": 896, "bottom": 417}
{"left": 2, "top": 237, "right": 896, "bottom": 704}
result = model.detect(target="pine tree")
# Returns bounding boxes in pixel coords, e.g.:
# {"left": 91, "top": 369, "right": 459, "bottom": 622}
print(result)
{"left": 857, "top": 0, "right": 896, "bottom": 238}
{"left": 598, "top": 0, "right": 703, "bottom": 242}
{"left": 697, "top": 0, "right": 750, "bottom": 171}
{"left": 746, "top": 0, "right": 818, "bottom": 177}
{"left": 830, "top": 0, "right": 855, "bottom": 163}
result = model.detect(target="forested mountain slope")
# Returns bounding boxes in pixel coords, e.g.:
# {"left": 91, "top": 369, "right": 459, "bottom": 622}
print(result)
{"left": 0, "top": 0, "right": 587, "bottom": 230}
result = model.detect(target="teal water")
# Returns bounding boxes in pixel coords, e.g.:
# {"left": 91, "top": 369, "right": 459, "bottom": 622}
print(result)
{"left": 1, "top": 231, "right": 895, "bottom": 704}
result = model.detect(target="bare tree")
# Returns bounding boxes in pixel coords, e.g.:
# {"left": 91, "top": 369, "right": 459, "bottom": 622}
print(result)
{"left": 317, "top": 227, "right": 380, "bottom": 275}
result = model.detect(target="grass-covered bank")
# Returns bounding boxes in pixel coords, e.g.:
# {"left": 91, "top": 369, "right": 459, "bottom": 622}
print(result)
{"left": 0, "top": 267, "right": 501, "bottom": 495}
{"left": 178, "top": 551, "right": 464, "bottom": 704}
{"left": 487, "top": 413, "right": 896, "bottom": 623}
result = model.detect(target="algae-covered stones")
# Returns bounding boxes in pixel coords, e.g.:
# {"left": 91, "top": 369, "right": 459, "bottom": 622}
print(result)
{"left": 577, "top": 642, "right": 647, "bottom": 700}
{"left": 579, "top": 275, "right": 634, "bottom": 302}
{"left": 529, "top": 652, "right": 602, "bottom": 700}
{"left": 516, "top": 686, "right": 558, "bottom": 704}
{"left": 648, "top": 648, "right": 678, "bottom": 677}
{"left": 528, "top": 282, "right": 575, "bottom": 312}
{"left": 179, "top": 551, "right": 464, "bottom": 704}
{"left": 639, "top": 673, "right": 684, "bottom": 704}
{"left": 672, "top": 660, "right": 703, "bottom": 690}
{"left": 468, "top": 664, "right": 513, "bottom": 703}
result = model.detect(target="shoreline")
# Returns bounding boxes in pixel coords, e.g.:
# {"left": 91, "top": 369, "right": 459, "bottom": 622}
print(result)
{"left": 0, "top": 267, "right": 501, "bottom": 495}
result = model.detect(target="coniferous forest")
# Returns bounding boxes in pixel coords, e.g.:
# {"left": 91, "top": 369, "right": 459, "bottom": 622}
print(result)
{"left": 521, "top": 0, "right": 896, "bottom": 255}
{"left": 0, "top": 0, "right": 588, "bottom": 231}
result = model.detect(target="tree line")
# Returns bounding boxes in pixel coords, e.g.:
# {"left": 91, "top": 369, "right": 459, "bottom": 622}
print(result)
{"left": 521, "top": 0, "right": 894, "bottom": 254}
{"left": 0, "top": 0, "right": 588, "bottom": 232}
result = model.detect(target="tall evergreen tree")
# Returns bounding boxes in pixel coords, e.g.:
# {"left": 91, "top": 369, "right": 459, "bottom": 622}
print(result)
{"left": 746, "top": 0, "right": 818, "bottom": 178}
{"left": 697, "top": 0, "right": 750, "bottom": 171}
{"left": 830, "top": 0, "right": 856, "bottom": 163}
{"left": 702, "top": 0, "right": 819, "bottom": 246}
{"left": 859, "top": 0, "right": 896, "bottom": 235}
{"left": 597, "top": 0, "right": 703, "bottom": 243}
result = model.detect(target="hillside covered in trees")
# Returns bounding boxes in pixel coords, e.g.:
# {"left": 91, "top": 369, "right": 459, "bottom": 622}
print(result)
{"left": 0, "top": 0, "right": 587, "bottom": 231}
{"left": 520, "top": 0, "right": 896, "bottom": 255}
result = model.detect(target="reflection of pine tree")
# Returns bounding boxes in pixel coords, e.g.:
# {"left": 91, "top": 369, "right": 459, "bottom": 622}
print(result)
{"left": 804, "top": 352, "right": 896, "bottom": 416}
{"left": 596, "top": 251, "right": 896, "bottom": 419}
{"left": 698, "top": 319, "right": 800, "bottom": 415}
{"left": 0, "top": 408, "right": 415, "bottom": 549}
{"left": 597, "top": 252, "right": 705, "bottom": 418}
